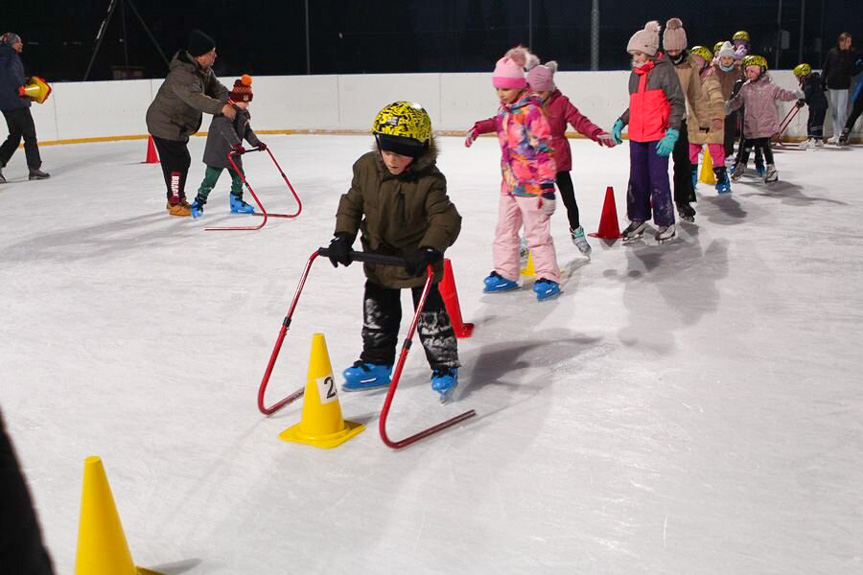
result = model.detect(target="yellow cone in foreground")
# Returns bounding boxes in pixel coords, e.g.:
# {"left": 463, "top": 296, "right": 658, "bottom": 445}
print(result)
{"left": 280, "top": 333, "right": 364, "bottom": 448}
{"left": 75, "top": 456, "right": 162, "bottom": 575}
{"left": 699, "top": 150, "right": 717, "bottom": 184}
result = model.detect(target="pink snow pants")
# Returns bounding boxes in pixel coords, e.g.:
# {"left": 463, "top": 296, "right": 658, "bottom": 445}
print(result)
{"left": 493, "top": 188, "right": 560, "bottom": 283}
{"left": 689, "top": 143, "right": 724, "bottom": 166}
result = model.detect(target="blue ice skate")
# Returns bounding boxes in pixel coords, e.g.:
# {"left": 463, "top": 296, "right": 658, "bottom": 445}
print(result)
{"left": 483, "top": 271, "right": 519, "bottom": 293}
{"left": 190, "top": 198, "right": 205, "bottom": 219}
{"left": 533, "top": 278, "right": 561, "bottom": 301}
{"left": 341, "top": 361, "right": 392, "bottom": 391}
{"left": 431, "top": 367, "right": 459, "bottom": 403}
{"left": 229, "top": 194, "right": 255, "bottom": 214}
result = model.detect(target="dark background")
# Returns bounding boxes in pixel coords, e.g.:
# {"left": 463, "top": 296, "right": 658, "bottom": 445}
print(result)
{"left": 1, "top": 0, "right": 861, "bottom": 81}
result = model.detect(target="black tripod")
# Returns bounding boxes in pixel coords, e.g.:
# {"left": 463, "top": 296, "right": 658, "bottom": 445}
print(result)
{"left": 83, "top": 0, "right": 169, "bottom": 80}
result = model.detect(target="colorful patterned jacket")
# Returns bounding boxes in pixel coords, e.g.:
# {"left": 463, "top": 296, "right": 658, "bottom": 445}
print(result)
{"left": 490, "top": 92, "right": 557, "bottom": 197}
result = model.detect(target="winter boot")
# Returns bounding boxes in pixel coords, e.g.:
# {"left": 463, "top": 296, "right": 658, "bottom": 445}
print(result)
{"left": 570, "top": 225, "right": 592, "bottom": 257}
{"left": 676, "top": 202, "right": 695, "bottom": 222}
{"left": 190, "top": 197, "right": 206, "bottom": 219}
{"left": 533, "top": 278, "right": 561, "bottom": 301}
{"left": 730, "top": 162, "right": 745, "bottom": 181}
{"left": 838, "top": 128, "right": 850, "bottom": 146}
{"left": 28, "top": 168, "right": 50, "bottom": 180}
{"left": 655, "top": 223, "right": 677, "bottom": 244}
{"left": 431, "top": 367, "right": 459, "bottom": 403}
{"left": 342, "top": 361, "right": 393, "bottom": 391}
{"left": 691, "top": 163, "right": 699, "bottom": 189}
{"left": 483, "top": 271, "right": 519, "bottom": 293}
{"left": 229, "top": 194, "right": 255, "bottom": 214}
{"left": 167, "top": 199, "right": 191, "bottom": 217}
{"left": 622, "top": 220, "right": 647, "bottom": 242}
{"left": 714, "top": 166, "right": 731, "bottom": 194}
{"left": 764, "top": 164, "right": 778, "bottom": 183}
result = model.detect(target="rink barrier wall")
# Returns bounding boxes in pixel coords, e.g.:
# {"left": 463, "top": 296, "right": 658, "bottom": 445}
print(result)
{"left": 26, "top": 71, "right": 862, "bottom": 145}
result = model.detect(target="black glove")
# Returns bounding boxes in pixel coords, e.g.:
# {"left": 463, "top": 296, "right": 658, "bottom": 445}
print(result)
{"left": 404, "top": 247, "right": 442, "bottom": 277}
{"left": 796, "top": 99, "right": 806, "bottom": 109}
{"left": 731, "top": 78, "right": 744, "bottom": 98}
{"left": 327, "top": 233, "right": 354, "bottom": 268}
{"left": 231, "top": 143, "right": 246, "bottom": 155}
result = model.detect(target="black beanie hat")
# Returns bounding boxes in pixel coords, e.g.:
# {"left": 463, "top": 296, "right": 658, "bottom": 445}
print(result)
{"left": 188, "top": 29, "right": 216, "bottom": 57}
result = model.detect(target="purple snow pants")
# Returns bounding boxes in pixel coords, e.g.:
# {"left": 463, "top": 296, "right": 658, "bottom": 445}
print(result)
{"left": 626, "top": 141, "right": 675, "bottom": 227}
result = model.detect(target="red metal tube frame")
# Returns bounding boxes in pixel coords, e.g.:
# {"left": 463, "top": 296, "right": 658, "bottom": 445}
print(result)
{"left": 206, "top": 147, "right": 302, "bottom": 231}
{"left": 257, "top": 247, "right": 476, "bottom": 449}
{"left": 775, "top": 105, "right": 801, "bottom": 142}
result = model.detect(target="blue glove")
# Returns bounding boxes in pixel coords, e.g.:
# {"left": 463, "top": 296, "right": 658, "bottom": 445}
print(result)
{"left": 612, "top": 119, "right": 625, "bottom": 145}
{"left": 656, "top": 128, "right": 679, "bottom": 157}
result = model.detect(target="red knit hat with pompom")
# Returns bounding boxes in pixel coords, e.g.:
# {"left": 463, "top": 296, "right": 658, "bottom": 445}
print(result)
{"left": 229, "top": 74, "right": 253, "bottom": 103}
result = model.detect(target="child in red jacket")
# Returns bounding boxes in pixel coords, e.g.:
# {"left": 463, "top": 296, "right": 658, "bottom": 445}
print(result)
{"left": 612, "top": 21, "right": 686, "bottom": 244}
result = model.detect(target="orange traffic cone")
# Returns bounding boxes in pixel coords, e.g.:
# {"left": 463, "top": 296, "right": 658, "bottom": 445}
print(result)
{"left": 143, "top": 137, "right": 159, "bottom": 164}
{"left": 75, "top": 456, "right": 162, "bottom": 575}
{"left": 588, "top": 186, "right": 623, "bottom": 239}
{"left": 439, "top": 258, "right": 474, "bottom": 338}
{"left": 280, "top": 333, "right": 364, "bottom": 449}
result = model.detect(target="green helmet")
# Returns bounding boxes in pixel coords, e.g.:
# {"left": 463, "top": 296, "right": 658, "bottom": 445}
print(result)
{"left": 732, "top": 30, "right": 751, "bottom": 43}
{"left": 691, "top": 46, "right": 714, "bottom": 64}
{"left": 793, "top": 63, "right": 812, "bottom": 77}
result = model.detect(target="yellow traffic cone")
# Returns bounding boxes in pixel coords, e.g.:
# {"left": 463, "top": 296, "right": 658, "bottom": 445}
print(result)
{"left": 520, "top": 251, "right": 535, "bottom": 277}
{"left": 699, "top": 150, "right": 716, "bottom": 185}
{"left": 280, "top": 333, "right": 364, "bottom": 448}
{"left": 75, "top": 457, "right": 162, "bottom": 575}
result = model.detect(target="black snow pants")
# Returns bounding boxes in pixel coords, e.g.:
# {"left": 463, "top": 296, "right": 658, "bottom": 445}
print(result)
{"left": 672, "top": 119, "right": 696, "bottom": 205}
{"left": 0, "top": 108, "right": 42, "bottom": 169}
{"left": 359, "top": 279, "right": 459, "bottom": 371}
{"left": 152, "top": 136, "right": 192, "bottom": 204}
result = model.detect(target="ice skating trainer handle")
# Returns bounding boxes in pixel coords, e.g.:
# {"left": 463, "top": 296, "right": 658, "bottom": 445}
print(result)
{"left": 316, "top": 248, "right": 406, "bottom": 267}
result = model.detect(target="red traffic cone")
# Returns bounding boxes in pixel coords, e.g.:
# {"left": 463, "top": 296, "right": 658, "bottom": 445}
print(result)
{"left": 588, "top": 186, "right": 623, "bottom": 240}
{"left": 439, "top": 259, "right": 474, "bottom": 338}
{"left": 143, "top": 136, "right": 160, "bottom": 164}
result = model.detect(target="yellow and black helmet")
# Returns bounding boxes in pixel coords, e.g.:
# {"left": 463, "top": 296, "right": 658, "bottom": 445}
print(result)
{"left": 713, "top": 41, "right": 725, "bottom": 55}
{"left": 793, "top": 63, "right": 812, "bottom": 77}
{"left": 690, "top": 45, "right": 714, "bottom": 64}
{"left": 732, "top": 30, "right": 751, "bottom": 43}
{"left": 372, "top": 101, "right": 432, "bottom": 156}
{"left": 746, "top": 55, "right": 768, "bottom": 70}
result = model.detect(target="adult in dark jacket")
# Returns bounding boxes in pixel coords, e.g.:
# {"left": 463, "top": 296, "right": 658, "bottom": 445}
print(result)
{"left": 821, "top": 32, "right": 859, "bottom": 143}
{"left": 145, "top": 30, "right": 233, "bottom": 216}
{"left": 0, "top": 32, "right": 49, "bottom": 184}
{"left": 189, "top": 75, "right": 263, "bottom": 218}
{"left": 328, "top": 102, "right": 463, "bottom": 402}
{"left": 839, "top": 54, "right": 863, "bottom": 144}
{"left": 0, "top": 408, "right": 55, "bottom": 575}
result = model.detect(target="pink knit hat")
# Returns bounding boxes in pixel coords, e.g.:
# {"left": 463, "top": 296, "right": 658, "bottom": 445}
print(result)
{"left": 627, "top": 21, "right": 661, "bottom": 56}
{"left": 527, "top": 61, "right": 558, "bottom": 92}
{"left": 662, "top": 18, "right": 688, "bottom": 52}
{"left": 492, "top": 46, "right": 539, "bottom": 89}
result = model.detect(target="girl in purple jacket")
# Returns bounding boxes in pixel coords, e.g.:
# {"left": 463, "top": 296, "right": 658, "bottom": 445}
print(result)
{"left": 727, "top": 55, "right": 802, "bottom": 183}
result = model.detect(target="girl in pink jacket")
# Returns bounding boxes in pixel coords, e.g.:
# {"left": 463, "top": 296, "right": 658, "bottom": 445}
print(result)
{"left": 727, "top": 55, "right": 802, "bottom": 183}
{"left": 468, "top": 61, "right": 615, "bottom": 259}
{"left": 467, "top": 46, "right": 561, "bottom": 302}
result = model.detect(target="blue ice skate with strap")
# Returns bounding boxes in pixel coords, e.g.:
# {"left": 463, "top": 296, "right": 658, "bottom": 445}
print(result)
{"left": 342, "top": 361, "right": 392, "bottom": 391}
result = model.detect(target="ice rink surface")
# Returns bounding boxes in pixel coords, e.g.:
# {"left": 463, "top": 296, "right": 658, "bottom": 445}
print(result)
{"left": 1, "top": 135, "right": 862, "bottom": 574}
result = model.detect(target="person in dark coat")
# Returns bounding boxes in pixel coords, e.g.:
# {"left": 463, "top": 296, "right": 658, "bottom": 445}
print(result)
{"left": 793, "top": 63, "right": 829, "bottom": 147}
{"left": 145, "top": 30, "right": 233, "bottom": 216}
{"left": 0, "top": 32, "right": 49, "bottom": 183}
{"left": 0, "top": 407, "right": 55, "bottom": 575}
{"left": 839, "top": 53, "right": 863, "bottom": 145}
{"left": 189, "top": 75, "right": 263, "bottom": 218}
{"left": 327, "top": 102, "right": 463, "bottom": 402}
{"left": 821, "top": 32, "right": 859, "bottom": 143}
